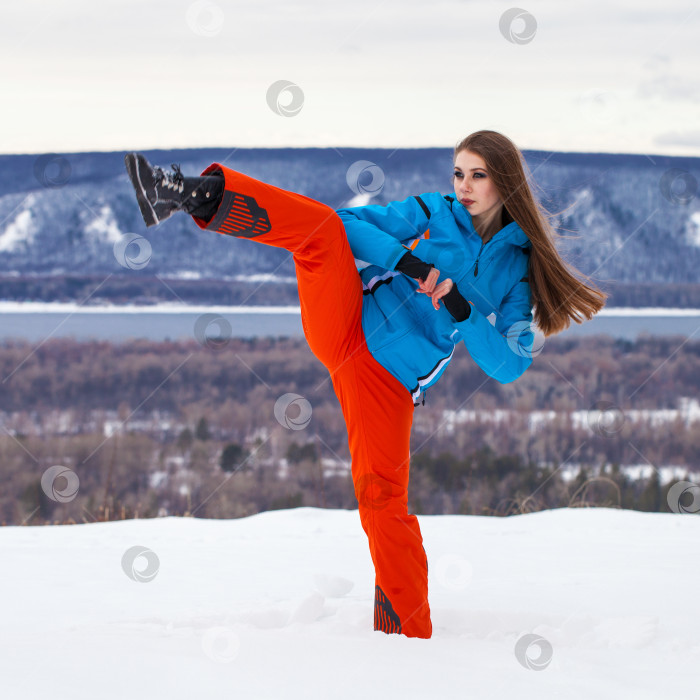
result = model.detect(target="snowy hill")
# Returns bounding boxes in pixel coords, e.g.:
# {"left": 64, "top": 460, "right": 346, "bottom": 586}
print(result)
{"left": 1, "top": 506, "right": 698, "bottom": 699}
{"left": 1, "top": 148, "right": 699, "bottom": 285}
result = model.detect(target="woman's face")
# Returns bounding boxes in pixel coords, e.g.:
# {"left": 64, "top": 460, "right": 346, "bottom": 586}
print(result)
{"left": 452, "top": 150, "right": 503, "bottom": 220}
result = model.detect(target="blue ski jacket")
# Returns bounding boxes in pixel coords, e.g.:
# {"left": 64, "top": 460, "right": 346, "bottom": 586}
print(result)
{"left": 335, "top": 193, "right": 535, "bottom": 404}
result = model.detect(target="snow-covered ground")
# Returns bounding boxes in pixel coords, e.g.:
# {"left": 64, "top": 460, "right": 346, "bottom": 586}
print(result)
{"left": 1, "top": 507, "right": 698, "bottom": 699}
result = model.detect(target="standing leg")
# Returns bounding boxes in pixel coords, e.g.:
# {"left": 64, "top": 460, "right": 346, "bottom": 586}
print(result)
{"left": 331, "top": 347, "right": 432, "bottom": 639}
{"left": 190, "top": 163, "right": 432, "bottom": 638}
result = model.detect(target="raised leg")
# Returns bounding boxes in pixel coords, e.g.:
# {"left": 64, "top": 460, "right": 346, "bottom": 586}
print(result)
{"left": 193, "top": 162, "right": 364, "bottom": 372}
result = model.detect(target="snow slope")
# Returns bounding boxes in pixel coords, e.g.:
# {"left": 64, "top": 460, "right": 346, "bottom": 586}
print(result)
{"left": 1, "top": 507, "right": 698, "bottom": 699}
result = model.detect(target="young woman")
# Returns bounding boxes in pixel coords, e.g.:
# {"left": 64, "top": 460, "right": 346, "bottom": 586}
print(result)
{"left": 124, "top": 130, "right": 607, "bottom": 640}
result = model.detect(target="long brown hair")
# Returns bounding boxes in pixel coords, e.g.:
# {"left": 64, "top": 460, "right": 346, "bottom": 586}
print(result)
{"left": 454, "top": 130, "right": 608, "bottom": 336}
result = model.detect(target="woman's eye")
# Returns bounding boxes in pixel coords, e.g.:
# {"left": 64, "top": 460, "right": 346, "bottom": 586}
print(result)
{"left": 454, "top": 171, "right": 486, "bottom": 179}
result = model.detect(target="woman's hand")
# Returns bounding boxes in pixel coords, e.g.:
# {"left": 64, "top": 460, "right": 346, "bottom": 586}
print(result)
{"left": 417, "top": 270, "right": 454, "bottom": 310}
{"left": 415, "top": 267, "right": 441, "bottom": 296}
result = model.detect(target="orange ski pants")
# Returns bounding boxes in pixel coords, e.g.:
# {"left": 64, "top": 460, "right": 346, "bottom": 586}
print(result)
{"left": 192, "top": 163, "right": 432, "bottom": 639}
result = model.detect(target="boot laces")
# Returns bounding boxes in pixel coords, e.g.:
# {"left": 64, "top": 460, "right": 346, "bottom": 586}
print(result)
{"left": 154, "top": 163, "right": 185, "bottom": 194}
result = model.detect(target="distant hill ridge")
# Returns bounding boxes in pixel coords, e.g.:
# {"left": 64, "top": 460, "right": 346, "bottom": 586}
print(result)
{"left": 0, "top": 147, "right": 698, "bottom": 304}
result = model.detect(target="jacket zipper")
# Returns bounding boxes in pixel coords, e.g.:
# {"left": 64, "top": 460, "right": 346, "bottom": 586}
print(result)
{"left": 474, "top": 240, "right": 485, "bottom": 276}
{"left": 474, "top": 234, "right": 501, "bottom": 276}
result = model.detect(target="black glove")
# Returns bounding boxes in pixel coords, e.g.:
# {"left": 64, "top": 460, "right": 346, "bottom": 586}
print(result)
{"left": 397, "top": 252, "right": 471, "bottom": 321}
{"left": 441, "top": 283, "right": 471, "bottom": 322}
{"left": 395, "top": 251, "right": 434, "bottom": 281}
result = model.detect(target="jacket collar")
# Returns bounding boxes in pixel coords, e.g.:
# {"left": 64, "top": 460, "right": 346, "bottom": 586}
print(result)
{"left": 452, "top": 197, "right": 531, "bottom": 251}
{"left": 495, "top": 221, "right": 532, "bottom": 250}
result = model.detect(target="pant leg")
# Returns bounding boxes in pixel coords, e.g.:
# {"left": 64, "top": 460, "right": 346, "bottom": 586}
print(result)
{"left": 331, "top": 348, "right": 432, "bottom": 639}
{"left": 192, "top": 162, "right": 363, "bottom": 371}
{"left": 192, "top": 163, "right": 432, "bottom": 639}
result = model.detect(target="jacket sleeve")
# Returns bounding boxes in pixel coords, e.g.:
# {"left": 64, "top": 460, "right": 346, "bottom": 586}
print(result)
{"left": 452, "top": 276, "right": 535, "bottom": 384}
{"left": 335, "top": 195, "right": 431, "bottom": 271}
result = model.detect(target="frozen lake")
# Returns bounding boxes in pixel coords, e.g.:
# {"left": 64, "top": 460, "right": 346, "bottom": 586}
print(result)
{"left": 1, "top": 303, "right": 699, "bottom": 342}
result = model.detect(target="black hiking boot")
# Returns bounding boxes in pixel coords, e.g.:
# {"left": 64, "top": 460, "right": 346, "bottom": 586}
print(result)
{"left": 124, "top": 153, "right": 224, "bottom": 227}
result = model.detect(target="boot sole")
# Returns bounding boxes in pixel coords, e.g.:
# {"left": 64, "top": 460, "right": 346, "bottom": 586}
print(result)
{"left": 124, "top": 153, "right": 158, "bottom": 228}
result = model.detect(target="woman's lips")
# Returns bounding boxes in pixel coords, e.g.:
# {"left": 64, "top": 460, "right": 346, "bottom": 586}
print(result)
{"left": 461, "top": 199, "right": 474, "bottom": 205}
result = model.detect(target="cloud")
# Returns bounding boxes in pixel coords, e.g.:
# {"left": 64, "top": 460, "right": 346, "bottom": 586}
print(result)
{"left": 636, "top": 74, "right": 700, "bottom": 102}
{"left": 1, "top": 0, "right": 699, "bottom": 155}
{"left": 653, "top": 131, "right": 700, "bottom": 148}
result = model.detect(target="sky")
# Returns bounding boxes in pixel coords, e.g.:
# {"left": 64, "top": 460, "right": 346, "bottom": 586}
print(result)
{"left": 1, "top": 0, "right": 699, "bottom": 156}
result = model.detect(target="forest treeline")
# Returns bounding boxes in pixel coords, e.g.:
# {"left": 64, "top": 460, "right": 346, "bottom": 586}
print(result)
{"left": 0, "top": 333, "right": 698, "bottom": 525}
{"left": 1, "top": 275, "right": 700, "bottom": 307}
